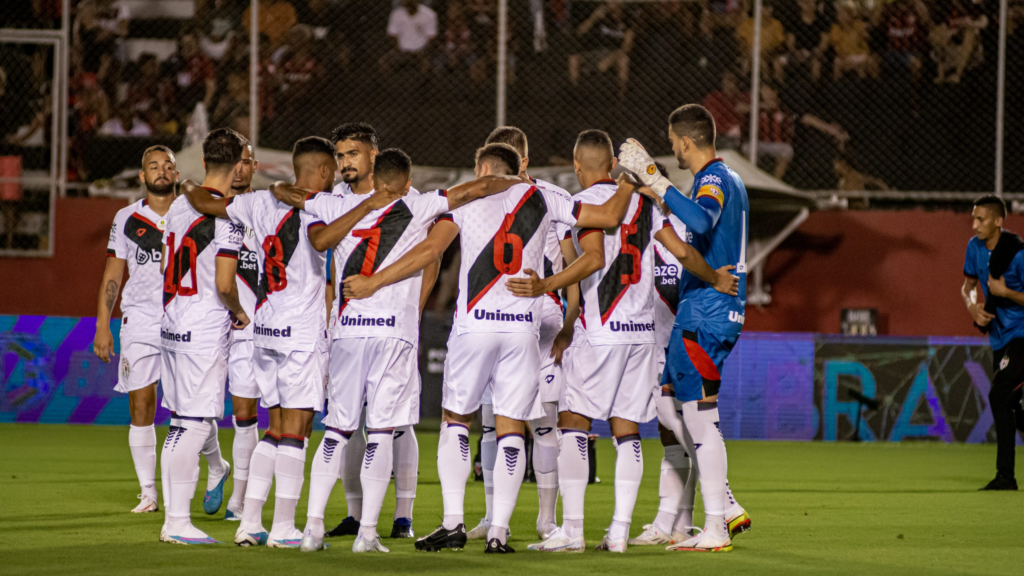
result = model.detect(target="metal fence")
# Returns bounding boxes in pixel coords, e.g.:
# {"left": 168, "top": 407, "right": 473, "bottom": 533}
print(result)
{"left": 1, "top": 0, "right": 1022, "bottom": 254}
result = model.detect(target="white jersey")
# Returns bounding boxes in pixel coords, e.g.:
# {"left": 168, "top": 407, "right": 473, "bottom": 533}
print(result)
{"left": 572, "top": 180, "right": 667, "bottom": 346}
{"left": 305, "top": 190, "right": 450, "bottom": 343}
{"left": 225, "top": 190, "right": 327, "bottom": 353}
{"left": 331, "top": 181, "right": 352, "bottom": 196}
{"left": 446, "top": 182, "right": 580, "bottom": 335}
{"left": 534, "top": 178, "right": 572, "bottom": 311}
{"left": 653, "top": 215, "right": 687, "bottom": 350}
{"left": 106, "top": 198, "right": 169, "bottom": 345}
{"left": 233, "top": 222, "right": 260, "bottom": 341}
{"left": 161, "top": 193, "right": 243, "bottom": 354}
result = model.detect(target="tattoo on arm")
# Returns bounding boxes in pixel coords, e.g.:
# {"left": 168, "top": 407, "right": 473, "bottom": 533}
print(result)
{"left": 104, "top": 280, "right": 119, "bottom": 312}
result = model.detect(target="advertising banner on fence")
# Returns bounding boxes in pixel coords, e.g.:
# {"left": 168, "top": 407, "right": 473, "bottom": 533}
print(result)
{"left": 1, "top": 315, "right": 1018, "bottom": 444}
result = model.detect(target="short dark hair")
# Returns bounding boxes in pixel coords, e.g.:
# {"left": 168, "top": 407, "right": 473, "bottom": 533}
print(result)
{"left": 654, "top": 161, "right": 670, "bottom": 179}
{"left": 202, "top": 128, "right": 245, "bottom": 168}
{"left": 974, "top": 195, "right": 1007, "bottom": 218}
{"left": 475, "top": 143, "right": 521, "bottom": 176}
{"left": 331, "top": 122, "right": 378, "bottom": 149}
{"left": 485, "top": 126, "right": 528, "bottom": 157}
{"left": 575, "top": 129, "right": 613, "bottom": 152}
{"left": 292, "top": 136, "right": 335, "bottom": 163}
{"left": 374, "top": 148, "right": 412, "bottom": 183}
{"left": 669, "top": 104, "right": 716, "bottom": 149}
{"left": 141, "top": 145, "right": 175, "bottom": 167}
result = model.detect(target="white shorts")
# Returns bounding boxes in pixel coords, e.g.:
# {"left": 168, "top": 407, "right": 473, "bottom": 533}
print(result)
{"left": 160, "top": 347, "right": 228, "bottom": 418}
{"left": 254, "top": 341, "right": 328, "bottom": 411}
{"left": 116, "top": 337, "right": 161, "bottom": 394}
{"left": 323, "top": 337, "right": 419, "bottom": 431}
{"left": 227, "top": 339, "right": 260, "bottom": 399}
{"left": 561, "top": 336, "right": 658, "bottom": 423}
{"left": 538, "top": 301, "right": 565, "bottom": 404}
{"left": 443, "top": 330, "right": 542, "bottom": 421}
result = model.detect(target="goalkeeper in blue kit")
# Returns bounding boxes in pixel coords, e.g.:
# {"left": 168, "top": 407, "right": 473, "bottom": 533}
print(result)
{"left": 619, "top": 104, "right": 750, "bottom": 552}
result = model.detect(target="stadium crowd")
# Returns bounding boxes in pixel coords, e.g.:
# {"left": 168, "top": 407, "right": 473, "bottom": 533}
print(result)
{"left": 3, "top": 0, "right": 1024, "bottom": 191}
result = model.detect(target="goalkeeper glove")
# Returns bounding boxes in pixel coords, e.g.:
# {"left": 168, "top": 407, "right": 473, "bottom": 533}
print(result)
{"left": 618, "top": 138, "right": 673, "bottom": 198}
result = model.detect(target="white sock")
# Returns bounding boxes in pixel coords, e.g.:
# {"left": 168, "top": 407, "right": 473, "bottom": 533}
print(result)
{"left": 682, "top": 401, "right": 729, "bottom": 540}
{"left": 228, "top": 415, "right": 259, "bottom": 511}
{"left": 608, "top": 433, "right": 643, "bottom": 541}
{"left": 160, "top": 417, "right": 181, "bottom": 512}
{"left": 342, "top": 426, "right": 365, "bottom": 520}
{"left": 558, "top": 429, "right": 589, "bottom": 539}
{"left": 656, "top": 393, "right": 686, "bottom": 446}
{"left": 725, "top": 480, "right": 744, "bottom": 518}
{"left": 393, "top": 425, "right": 418, "bottom": 520}
{"left": 488, "top": 434, "right": 526, "bottom": 544}
{"left": 358, "top": 431, "right": 394, "bottom": 541}
{"left": 437, "top": 421, "right": 471, "bottom": 530}
{"left": 272, "top": 436, "right": 306, "bottom": 532}
{"left": 480, "top": 404, "right": 496, "bottom": 522}
{"left": 200, "top": 420, "right": 227, "bottom": 491}
{"left": 163, "top": 418, "right": 210, "bottom": 530}
{"left": 305, "top": 429, "right": 348, "bottom": 538}
{"left": 653, "top": 445, "right": 688, "bottom": 534}
{"left": 530, "top": 404, "right": 559, "bottom": 530}
{"left": 129, "top": 424, "right": 157, "bottom": 501}
{"left": 242, "top": 433, "right": 278, "bottom": 527}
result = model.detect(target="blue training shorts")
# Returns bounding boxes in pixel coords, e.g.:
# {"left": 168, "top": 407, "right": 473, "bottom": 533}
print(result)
{"left": 660, "top": 324, "right": 738, "bottom": 403}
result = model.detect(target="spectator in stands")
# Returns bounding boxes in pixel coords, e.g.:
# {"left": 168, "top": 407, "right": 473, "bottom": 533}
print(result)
{"left": 828, "top": 4, "right": 878, "bottom": 80}
{"left": 737, "top": 2, "right": 788, "bottom": 82}
{"left": 199, "top": 0, "right": 243, "bottom": 62}
{"left": 702, "top": 70, "right": 749, "bottom": 150}
{"left": 437, "top": 2, "right": 479, "bottom": 79}
{"left": 785, "top": 0, "right": 831, "bottom": 82}
{"left": 744, "top": 83, "right": 796, "bottom": 180}
{"left": 211, "top": 72, "right": 251, "bottom": 138}
{"left": 874, "top": 0, "right": 929, "bottom": 79}
{"left": 73, "top": 0, "right": 129, "bottom": 72}
{"left": 279, "top": 27, "right": 324, "bottom": 99}
{"left": 930, "top": 0, "right": 989, "bottom": 84}
{"left": 126, "top": 54, "right": 174, "bottom": 119}
{"left": 242, "top": 0, "right": 298, "bottom": 50}
{"left": 568, "top": 1, "right": 637, "bottom": 96}
{"left": 166, "top": 29, "right": 216, "bottom": 121}
{"left": 298, "top": 0, "right": 351, "bottom": 72}
{"left": 98, "top": 103, "right": 152, "bottom": 137}
{"left": 380, "top": 0, "right": 438, "bottom": 76}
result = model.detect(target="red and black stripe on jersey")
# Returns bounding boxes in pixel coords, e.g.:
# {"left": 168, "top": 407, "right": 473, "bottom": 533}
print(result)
{"left": 124, "top": 213, "right": 164, "bottom": 254}
{"left": 339, "top": 200, "right": 413, "bottom": 313}
{"left": 466, "top": 186, "right": 547, "bottom": 310}
{"left": 596, "top": 196, "right": 654, "bottom": 324}
{"left": 257, "top": 208, "right": 303, "bottom": 309}
{"left": 163, "top": 216, "right": 217, "bottom": 307}
{"left": 542, "top": 255, "right": 561, "bottom": 308}
{"left": 654, "top": 248, "right": 679, "bottom": 316}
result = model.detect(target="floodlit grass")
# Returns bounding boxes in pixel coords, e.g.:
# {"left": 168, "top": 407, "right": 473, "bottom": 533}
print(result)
{"left": 0, "top": 424, "right": 1020, "bottom": 575}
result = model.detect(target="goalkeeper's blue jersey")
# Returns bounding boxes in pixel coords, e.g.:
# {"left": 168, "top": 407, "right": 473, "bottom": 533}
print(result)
{"left": 676, "top": 159, "right": 749, "bottom": 338}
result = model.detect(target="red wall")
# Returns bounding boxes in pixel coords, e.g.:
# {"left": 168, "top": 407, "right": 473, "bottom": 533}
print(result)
{"left": 1, "top": 197, "right": 128, "bottom": 317}
{"left": 744, "top": 209, "right": 1021, "bottom": 336}
{"left": 0, "top": 201, "right": 1009, "bottom": 337}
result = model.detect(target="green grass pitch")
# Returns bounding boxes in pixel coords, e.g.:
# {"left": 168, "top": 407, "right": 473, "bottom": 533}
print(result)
{"left": 0, "top": 424, "right": 1020, "bottom": 575}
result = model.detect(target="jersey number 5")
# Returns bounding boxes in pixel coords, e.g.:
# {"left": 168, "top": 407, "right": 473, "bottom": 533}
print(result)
{"left": 262, "top": 235, "right": 288, "bottom": 293}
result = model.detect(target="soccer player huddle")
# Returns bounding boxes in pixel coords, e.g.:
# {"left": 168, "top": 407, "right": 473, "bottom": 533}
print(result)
{"left": 95, "top": 104, "right": 752, "bottom": 555}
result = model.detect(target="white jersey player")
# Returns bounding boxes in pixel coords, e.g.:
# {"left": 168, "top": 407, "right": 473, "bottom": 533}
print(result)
{"left": 322, "top": 123, "right": 434, "bottom": 541}
{"left": 469, "top": 126, "right": 582, "bottom": 542}
{"left": 182, "top": 136, "right": 346, "bottom": 549}
{"left": 94, "top": 145, "right": 178, "bottom": 514}
{"left": 221, "top": 141, "right": 262, "bottom": 522}
{"left": 343, "top": 143, "right": 637, "bottom": 554}
{"left": 509, "top": 131, "right": 737, "bottom": 554}
{"left": 269, "top": 147, "right": 525, "bottom": 553}
{"left": 158, "top": 129, "right": 249, "bottom": 545}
